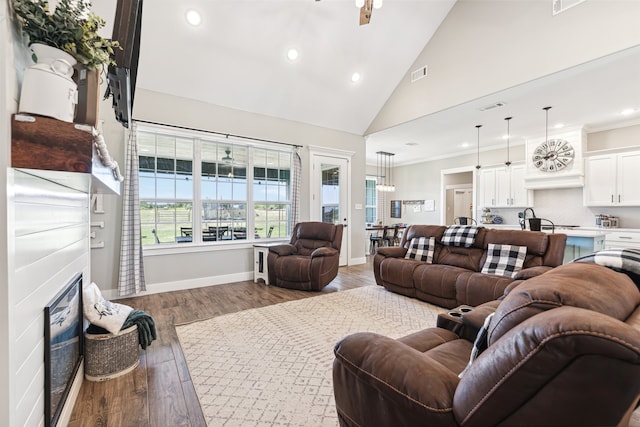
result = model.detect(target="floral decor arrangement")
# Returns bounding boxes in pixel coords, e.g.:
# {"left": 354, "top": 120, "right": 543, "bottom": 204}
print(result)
{"left": 10, "top": 0, "right": 120, "bottom": 69}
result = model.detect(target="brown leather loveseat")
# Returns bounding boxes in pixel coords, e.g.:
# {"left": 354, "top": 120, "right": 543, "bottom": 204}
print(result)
{"left": 334, "top": 262, "right": 640, "bottom": 426}
{"left": 374, "top": 225, "right": 567, "bottom": 308}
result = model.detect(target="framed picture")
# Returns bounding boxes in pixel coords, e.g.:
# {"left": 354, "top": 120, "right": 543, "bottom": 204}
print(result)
{"left": 44, "top": 273, "right": 83, "bottom": 427}
{"left": 390, "top": 200, "right": 402, "bottom": 218}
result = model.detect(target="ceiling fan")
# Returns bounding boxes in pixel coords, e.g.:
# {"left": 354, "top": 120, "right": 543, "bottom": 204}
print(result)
{"left": 358, "top": 0, "right": 374, "bottom": 25}
{"left": 316, "top": 0, "right": 379, "bottom": 25}
{"left": 221, "top": 148, "right": 233, "bottom": 163}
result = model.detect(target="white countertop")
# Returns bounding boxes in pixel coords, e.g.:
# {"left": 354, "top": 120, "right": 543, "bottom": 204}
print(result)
{"left": 481, "top": 224, "right": 608, "bottom": 238}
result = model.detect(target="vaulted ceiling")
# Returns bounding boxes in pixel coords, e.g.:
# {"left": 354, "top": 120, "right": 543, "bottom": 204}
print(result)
{"left": 94, "top": 0, "right": 456, "bottom": 136}
{"left": 93, "top": 1, "right": 640, "bottom": 166}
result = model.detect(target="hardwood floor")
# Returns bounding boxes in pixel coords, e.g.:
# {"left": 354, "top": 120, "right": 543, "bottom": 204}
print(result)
{"left": 69, "top": 258, "right": 375, "bottom": 427}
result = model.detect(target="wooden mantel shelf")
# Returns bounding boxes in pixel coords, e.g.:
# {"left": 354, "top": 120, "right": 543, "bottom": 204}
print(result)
{"left": 11, "top": 114, "right": 121, "bottom": 195}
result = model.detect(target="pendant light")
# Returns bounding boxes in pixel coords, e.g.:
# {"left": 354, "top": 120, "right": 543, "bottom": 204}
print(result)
{"left": 543, "top": 106, "right": 552, "bottom": 144}
{"left": 376, "top": 151, "right": 395, "bottom": 192}
{"left": 475, "top": 125, "right": 482, "bottom": 170}
{"left": 504, "top": 117, "right": 512, "bottom": 167}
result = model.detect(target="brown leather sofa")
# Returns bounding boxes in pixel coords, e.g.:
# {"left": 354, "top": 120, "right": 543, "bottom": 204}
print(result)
{"left": 268, "top": 221, "right": 343, "bottom": 291}
{"left": 333, "top": 262, "right": 640, "bottom": 426}
{"left": 374, "top": 225, "right": 567, "bottom": 308}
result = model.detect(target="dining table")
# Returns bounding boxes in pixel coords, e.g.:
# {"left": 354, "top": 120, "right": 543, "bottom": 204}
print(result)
{"left": 366, "top": 225, "right": 407, "bottom": 253}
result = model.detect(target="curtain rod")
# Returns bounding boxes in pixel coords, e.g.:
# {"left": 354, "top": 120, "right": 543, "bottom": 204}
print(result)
{"left": 133, "top": 119, "right": 303, "bottom": 149}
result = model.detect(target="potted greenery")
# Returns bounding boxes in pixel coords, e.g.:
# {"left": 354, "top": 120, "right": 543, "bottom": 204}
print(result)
{"left": 10, "top": 0, "right": 120, "bottom": 69}
{"left": 11, "top": 0, "right": 121, "bottom": 123}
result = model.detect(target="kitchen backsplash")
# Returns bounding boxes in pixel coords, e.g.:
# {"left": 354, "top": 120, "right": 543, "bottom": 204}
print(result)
{"left": 488, "top": 187, "right": 640, "bottom": 229}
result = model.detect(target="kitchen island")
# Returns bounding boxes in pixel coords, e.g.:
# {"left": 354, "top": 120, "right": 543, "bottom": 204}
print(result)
{"left": 481, "top": 224, "right": 606, "bottom": 263}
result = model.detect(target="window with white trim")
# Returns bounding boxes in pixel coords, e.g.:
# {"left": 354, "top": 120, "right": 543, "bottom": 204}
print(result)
{"left": 365, "top": 177, "right": 377, "bottom": 225}
{"left": 138, "top": 126, "right": 293, "bottom": 246}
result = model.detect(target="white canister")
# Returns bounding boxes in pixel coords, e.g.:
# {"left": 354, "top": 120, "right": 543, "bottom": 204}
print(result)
{"left": 19, "top": 60, "right": 78, "bottom": 123}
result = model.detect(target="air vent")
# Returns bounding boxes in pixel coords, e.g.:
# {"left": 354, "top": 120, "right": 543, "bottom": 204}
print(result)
{"left": 478, "top": 102, "right": 506, "bottom": 112}
{"left": 411, "top": 65, "right": 428, "bottom": 82}
{"left": 552, "top": 0, "right": 585, "bottom": 15}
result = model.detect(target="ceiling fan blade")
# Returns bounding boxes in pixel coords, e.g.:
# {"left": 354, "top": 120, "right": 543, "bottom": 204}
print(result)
{"left": 359, "top": 0, "right": 372, "bottom": 25}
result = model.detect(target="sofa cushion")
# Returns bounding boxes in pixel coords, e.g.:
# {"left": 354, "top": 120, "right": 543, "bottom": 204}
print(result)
{"left": 441, "top": 225, "right": 480, "bottom": 248}
{"left": 487, "top": 262, "right": 640, "bottom": 345}
{"left": 399, "top": 225, "right": 447, "bottom": 249}
{"left": 405, "top": 237, "right": 435, "bottom": 263}
{"left": 481, "top": 243, "right": 527, "bottom": 278}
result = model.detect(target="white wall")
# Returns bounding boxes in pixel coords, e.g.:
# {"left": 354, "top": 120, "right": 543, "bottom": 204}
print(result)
{"left": 92, "top": 89, "right": 367, "bottom": 297}
{"left": 0, "top": 0, "right": 13, "bottom": 420}
{"left": 368, "top": 0, "right": 640, "bottom": 134}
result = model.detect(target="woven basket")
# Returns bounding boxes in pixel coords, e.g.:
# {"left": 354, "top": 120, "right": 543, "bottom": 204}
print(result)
{"left": 84, "top": 325, "right": 139, "bottom": 381}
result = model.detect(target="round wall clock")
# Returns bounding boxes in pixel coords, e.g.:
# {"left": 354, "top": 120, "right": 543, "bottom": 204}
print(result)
{"left": 532, "top": 139, "right": 575, "bottom": 172}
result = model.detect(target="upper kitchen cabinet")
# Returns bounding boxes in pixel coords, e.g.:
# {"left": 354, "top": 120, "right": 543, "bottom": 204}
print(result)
{"left": 584, "top": 150, "right": 640, "bottom": 206}
{"left": 479, "top": 162, "right": 533, "bottom": 208}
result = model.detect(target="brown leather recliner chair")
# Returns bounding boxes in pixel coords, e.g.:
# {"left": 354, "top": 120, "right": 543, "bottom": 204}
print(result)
{"left": 333, "top": 262, "right": 640, "bottom": 426}
{"left": 267, "top": 222, "right": 343, "bottom": 291}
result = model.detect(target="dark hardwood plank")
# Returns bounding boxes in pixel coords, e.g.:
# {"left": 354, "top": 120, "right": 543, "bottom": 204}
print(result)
{"left": 70, "top": 259, "right": 374, "bottom": 426}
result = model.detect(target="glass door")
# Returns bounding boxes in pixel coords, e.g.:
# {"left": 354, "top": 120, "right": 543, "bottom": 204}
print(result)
{"left": 311, "top": 155, "right": 348, "bottom": 266}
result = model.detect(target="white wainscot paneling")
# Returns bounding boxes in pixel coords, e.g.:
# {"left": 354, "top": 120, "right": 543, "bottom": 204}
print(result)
{"left": 8, "top": 169, "right": 90, "bottom": 427}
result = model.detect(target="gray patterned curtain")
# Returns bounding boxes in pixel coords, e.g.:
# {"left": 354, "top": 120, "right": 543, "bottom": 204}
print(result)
{"left": 118, "top": 122, "right": 146, "bottom": 296}
{"left": 290, "top": 147, "right": 302, "bottom": 234}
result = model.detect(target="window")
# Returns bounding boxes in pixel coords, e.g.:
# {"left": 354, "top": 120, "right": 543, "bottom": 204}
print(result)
{"left": 138, "top": 126, "right": 293, "bottom": 246}
{"left": 365, "top": 177, "right": 377, "bottom": 224}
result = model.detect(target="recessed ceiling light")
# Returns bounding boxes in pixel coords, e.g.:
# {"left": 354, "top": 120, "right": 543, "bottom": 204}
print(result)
{"left": 351, "top": 72, "right": 361, "bottom": 83}
{"left": 186, "top": 10, "right": 202, "bottom": 26}
{"left": 461, "top": 142, "right": 470, "bottom": 148}
{"left": 554, "top": 123, "right": 565, "bottom": 129}
{"left": 621, "top": 108, "right": 636, "bottom": 116}
{"left": 287, "top": 48, "right": 299, "bottom": 61}
{"left": 405, "top": 142, "right": 418, "bottom": 146}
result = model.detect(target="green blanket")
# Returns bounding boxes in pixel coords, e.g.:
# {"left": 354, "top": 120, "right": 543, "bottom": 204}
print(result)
{"left": 122, "top": 310, "right": 157, "bottom": 349}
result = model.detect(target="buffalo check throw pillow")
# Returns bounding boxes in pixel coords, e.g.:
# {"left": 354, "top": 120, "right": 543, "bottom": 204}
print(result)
{"left": 405, "top": 237, "right": 435, "bottom": 263}
{"left": 441, "top": 225, "right": 480, "bottom": 248}
{"left": 482, "top": 243, "right": 527, "bottom": 278}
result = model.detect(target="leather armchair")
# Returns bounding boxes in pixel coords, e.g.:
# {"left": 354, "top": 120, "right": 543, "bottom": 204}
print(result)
{"left": 333, "top": 262, "right": 640, "bottom": 426}
{"left": 267, "top": 222, "right": 344, "bottom": 291}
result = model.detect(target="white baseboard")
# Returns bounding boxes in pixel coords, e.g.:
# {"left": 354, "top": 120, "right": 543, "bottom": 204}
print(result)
{"left": 103, "top": 271, "right": 254, "bottom": 300}
{"left": 350, "top": 256, "right": 367, "bottom": 265}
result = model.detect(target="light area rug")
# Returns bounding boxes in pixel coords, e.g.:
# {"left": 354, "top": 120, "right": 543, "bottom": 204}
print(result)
{"left": 176, "top": 286, "right": 446, "bottom": 427}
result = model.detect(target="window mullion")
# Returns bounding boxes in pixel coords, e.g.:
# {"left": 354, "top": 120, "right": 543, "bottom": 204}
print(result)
{"left": 193, "top": 137, "right": 202, "bottom": 243}
{"left": 247, "top": 147, "right": 255, "bottom": 242}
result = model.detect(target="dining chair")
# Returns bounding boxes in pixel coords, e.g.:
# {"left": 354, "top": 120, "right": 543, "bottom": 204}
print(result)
{"left": 383, "top": 225, "right": 400, "bottom": 247}
{"left": 369, "top": 227, "right": 387, "bottom": 254}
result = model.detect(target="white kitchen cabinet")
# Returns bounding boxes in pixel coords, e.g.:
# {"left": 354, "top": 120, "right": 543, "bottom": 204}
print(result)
{"left": 584, "top": 151, "right": 640, "bottom": 206}
{"left": 479, "top": 163, "right": 532, "bottom": 208}
{"left": 605, "top": 231, "right": 640, "bottom": 249}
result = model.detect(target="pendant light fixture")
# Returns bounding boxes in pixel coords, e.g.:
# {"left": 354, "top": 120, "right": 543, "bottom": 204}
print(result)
{"left": 475, "top": 125, "right": 482, "bottom": 170}
{"left": 543, "top": 106, "right": 552, "bottom": 144}
{"left": 376, "top": 151, "right": 395, "bottom": 192}
{"left": 504, "top": 117, "right": 512, "bottom": 167}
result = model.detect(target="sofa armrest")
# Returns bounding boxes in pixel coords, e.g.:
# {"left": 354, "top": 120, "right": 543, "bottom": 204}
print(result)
{"left": 269, "top": 244, "right": 297, "bottom": 256}
{"left": 377, "top": 246, "right": 407, "bottom": 258}
{"left": 514, "top": 265, "right": 553, "bottom": 280}
{"left": 333, "top": 332, "right": 460, "bottom": 427}
{"left": 311, "top": 247, "right": 338, "bottom": 258}
{"left": 462, "top": 301, "right": 500, "bottom": 335}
